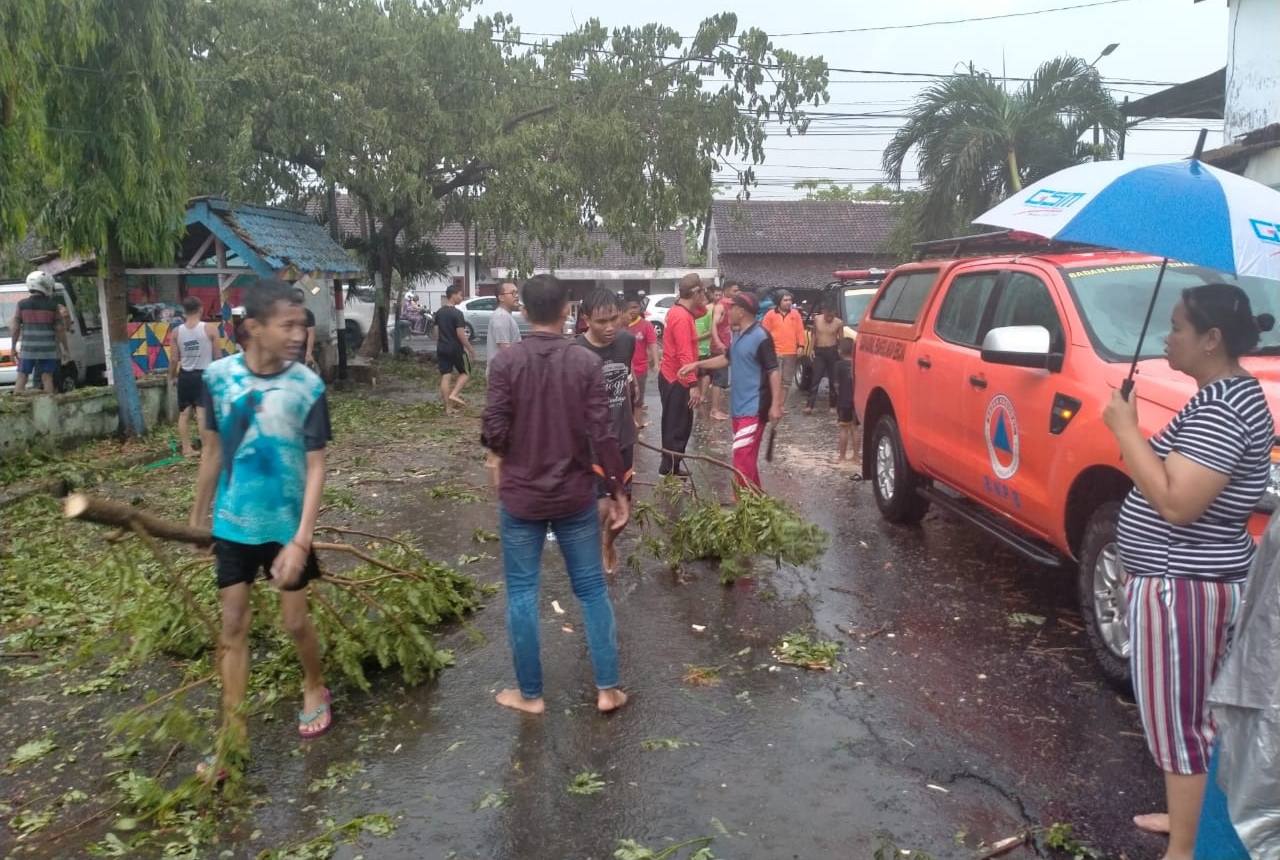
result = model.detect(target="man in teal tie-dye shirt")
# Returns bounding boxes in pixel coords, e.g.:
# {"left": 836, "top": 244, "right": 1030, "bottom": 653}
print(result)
{"left": 191, "top": 279, "right": 333, "bottom": 779}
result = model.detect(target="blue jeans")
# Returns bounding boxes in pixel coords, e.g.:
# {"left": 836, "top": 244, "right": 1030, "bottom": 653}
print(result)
{"left": 499, "top": 502, "right": 620, "bottom": 699}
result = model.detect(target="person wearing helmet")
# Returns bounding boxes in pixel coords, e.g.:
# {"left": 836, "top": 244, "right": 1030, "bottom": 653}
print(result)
{"left": 12, "top": 271, "right": 69, "bottom": 394}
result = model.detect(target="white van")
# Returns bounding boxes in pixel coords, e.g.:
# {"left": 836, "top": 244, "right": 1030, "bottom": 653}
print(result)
{"left": 0, "top": 279, "right": 108, "bottom": 391}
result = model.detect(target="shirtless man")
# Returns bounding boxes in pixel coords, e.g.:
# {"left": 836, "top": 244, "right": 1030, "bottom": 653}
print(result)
{"left": 806, "top": 301, "right": 844, "bottom": 413}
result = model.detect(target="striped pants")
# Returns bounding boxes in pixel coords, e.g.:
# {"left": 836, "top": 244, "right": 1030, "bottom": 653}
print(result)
{"left": 731, "top": 416, "right": 766, "bottom": 490}
{"left": 1127, "top": 575, "right": 1242, "bottom": 775}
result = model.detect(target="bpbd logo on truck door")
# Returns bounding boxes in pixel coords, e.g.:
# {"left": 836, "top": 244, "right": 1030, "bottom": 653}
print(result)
{"left": 985, "top": 394, "right": 1020, "bottom": 479}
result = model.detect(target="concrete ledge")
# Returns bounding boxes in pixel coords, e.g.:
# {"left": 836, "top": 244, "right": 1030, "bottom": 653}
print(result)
{"left": 0, "top": 377, "right": 177, "bottom": 456}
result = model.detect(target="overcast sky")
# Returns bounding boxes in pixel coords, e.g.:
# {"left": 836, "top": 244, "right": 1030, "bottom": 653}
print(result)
{"left": 474, "top": 0, "right": 1228, "bottom": 198}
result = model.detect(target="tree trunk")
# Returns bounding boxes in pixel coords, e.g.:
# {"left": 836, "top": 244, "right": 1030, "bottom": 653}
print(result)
{"left": 1006, "top": 148, "right": 1023, "bottom": 193}
{"left": 105, "top": 234, "right": 147, "bottom": 437}
{"left": 359, "top": 223, "right": 401, "bottom": 358}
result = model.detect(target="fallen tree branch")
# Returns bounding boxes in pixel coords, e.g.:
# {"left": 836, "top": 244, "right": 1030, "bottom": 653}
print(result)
{"left": 634, "top": 439, "right": 752, "bottom": 487}
{"left": 66, "top": 494, "right": 211, "bottom": 545}
{"left": 974, "top": 833, "right": 1027, "bottom": 860}
{"left": 65, "top": 495, "right": 437, "bottom": 579}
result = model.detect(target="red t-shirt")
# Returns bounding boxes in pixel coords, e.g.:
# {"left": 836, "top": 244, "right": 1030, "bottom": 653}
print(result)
{"left": 659, "top": 303, "right": 700, "bottom": 386}
{"left": 712, "top": 297, "right": 734, "bottom": 355}
{"left": 627, "top": 317, "right": 657, "bottom": 374}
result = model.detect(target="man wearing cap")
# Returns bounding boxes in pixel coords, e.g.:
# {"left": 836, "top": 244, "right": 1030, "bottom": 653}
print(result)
{"left": 760, "top": 290, "right": 805, "bottom": 411}
{"left": 12, "top": 271, "right": 69, "bottom": 394}
{"left": 680, "top": 291, "right": 781, "bottom": 490}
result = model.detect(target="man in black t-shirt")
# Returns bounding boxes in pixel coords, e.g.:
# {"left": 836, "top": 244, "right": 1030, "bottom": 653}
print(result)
{"left": 434, "top": 284, "right": 476, "bottom": 415}
{"left": 574, "top": 288, "right": 637, "bottom": 574}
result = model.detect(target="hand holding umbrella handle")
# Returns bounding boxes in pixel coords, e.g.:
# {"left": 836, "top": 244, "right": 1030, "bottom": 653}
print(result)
{"left": 1120, "top": 378, "right": 1135, "bottom": 401}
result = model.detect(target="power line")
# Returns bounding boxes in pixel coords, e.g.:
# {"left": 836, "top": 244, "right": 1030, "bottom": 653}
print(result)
{"left": 518, "top": 0, "right": 1142, "bottom": 40}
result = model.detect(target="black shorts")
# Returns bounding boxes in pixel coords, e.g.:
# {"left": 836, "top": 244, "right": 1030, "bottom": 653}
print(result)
{"left": 214, "top": 539, "right": 322, "bottom": 591}
{"left": 437, "top": 350, "right": 471, "bottom": 376}
{"left": 177, "top": 368, "right": 205, "bottom": 411}
{"left": 711, "top": 364, "right": 730, "bottom": 388}
{"left": 595, "top": 445, "right": 635, "bottom": 499}
{"left": 837, "top": 406, "right": 857, "bottom": 426}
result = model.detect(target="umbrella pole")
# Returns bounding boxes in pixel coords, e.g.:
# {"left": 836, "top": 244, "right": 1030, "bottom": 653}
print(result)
{"left": 1122, "top": 257, "right": 1169, "bottom": 400}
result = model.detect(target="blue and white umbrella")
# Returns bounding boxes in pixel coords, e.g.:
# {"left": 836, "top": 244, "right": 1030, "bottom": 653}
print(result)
{"left": 974, "top": 158, "right": 1280, "bottom": 280}
{"left": 975, "top": 158, "right": 1280, "bottom": 391}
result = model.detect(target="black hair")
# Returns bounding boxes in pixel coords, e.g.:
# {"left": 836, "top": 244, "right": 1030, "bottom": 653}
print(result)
{"left": 1181, "top": 283, "right": 1275, "bottom": 359}
{"left": 521, "top": 274, "right": 567, "bottom": 324}
{"left": 580, "top": 287, "right": 623, "bottom": 320}
{"left": 244, "top": 279, "right": 302, "bottom": 321}
{"left": 181, "top": 296, "right": 204, "bottom": 314}
{"left": 445, "top": 283, "right": 463, "bottom": 299}
{"left": 722, "top": 279, "right": 742, "bottom": 292}
{"left": 837, "top": 337, "right": 854, "bottom": 357}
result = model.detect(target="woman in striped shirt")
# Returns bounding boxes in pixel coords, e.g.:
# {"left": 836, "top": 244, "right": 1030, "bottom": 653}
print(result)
{"left": 1103, "top": 283, "right": 1275, "bottom": 860}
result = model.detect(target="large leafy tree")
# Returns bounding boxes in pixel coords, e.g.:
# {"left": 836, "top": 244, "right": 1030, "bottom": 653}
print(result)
{"left": 4, "top": 0, "right": 197, "bottom": 434}
{"left": 883, "top": 57, "right": 1121, "bottom": 241}
{"left": 190, "top": 0, "right": 829, "bottom": 353}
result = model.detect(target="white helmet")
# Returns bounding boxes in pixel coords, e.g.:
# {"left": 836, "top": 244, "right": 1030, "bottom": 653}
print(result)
{"left": 26, "top": 271, "right": 55, "bottom": 297}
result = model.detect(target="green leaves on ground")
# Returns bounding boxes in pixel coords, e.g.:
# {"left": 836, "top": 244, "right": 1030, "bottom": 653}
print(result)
{"left": 772, "top": 631, "right": 842, "bottom": 671}
{"left": 567, "top": 771, "right": 607, "bottom": 796}
{"left": 615, "top": 837, "right": 717, "bottom": 860}
{"left": 633, "top": 483, "right": 828, "bottom": 584}
{"left": 6, "top": 735, "right": 57, "bottom": 771}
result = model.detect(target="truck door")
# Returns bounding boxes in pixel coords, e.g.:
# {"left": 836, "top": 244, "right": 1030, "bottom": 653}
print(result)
{"left": 973, "top": 270, "right": 1068, "bottom": 534}
{"left": 917, "top": 270, "right": 1002, "bottom": 489}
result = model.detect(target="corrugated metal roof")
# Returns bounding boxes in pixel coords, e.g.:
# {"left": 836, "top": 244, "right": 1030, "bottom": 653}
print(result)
{"left": 195, "top": 197, "right": 364, "bottom": 278}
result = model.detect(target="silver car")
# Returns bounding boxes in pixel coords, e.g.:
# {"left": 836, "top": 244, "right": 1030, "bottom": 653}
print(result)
{"left": 458, "top": 296, "right": 533, "bottom": 342}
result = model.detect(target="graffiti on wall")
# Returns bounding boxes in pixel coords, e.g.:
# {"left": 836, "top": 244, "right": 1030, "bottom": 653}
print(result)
{"left": 125, "top": 322, "right": 236, "bottom": 378}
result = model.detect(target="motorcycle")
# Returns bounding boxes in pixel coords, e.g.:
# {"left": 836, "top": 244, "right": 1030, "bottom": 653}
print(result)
{"left": 399, "top": 300, "right": 434, "bottom": 337}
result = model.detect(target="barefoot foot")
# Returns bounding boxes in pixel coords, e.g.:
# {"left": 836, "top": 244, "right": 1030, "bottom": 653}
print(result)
{"left": 496, "top": 688, "right": 546, "bottom": 714}
{"left": 1133, "top": 813, "right": 1170, "bottom": 834}
{"left": 597, "top": 688, "right": 629, "bottom": 713}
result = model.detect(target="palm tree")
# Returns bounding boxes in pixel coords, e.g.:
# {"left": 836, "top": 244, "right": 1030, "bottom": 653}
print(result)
{"left": 883, "top": 56, "right": 1122, "bottom": 241}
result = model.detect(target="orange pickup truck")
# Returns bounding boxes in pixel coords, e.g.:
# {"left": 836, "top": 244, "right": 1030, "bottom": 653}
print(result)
{"left": 853, "top": 234, "right": 1280, "bottom": 684}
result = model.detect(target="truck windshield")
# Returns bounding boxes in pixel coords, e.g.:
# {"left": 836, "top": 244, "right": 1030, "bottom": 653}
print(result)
{"left": 841, "top": 290, "right": 876, "bottom": 328}
{"left": 0, "top": 291, "right": 24, "bottom": 337}
{"left": 1064, "top": 261, "right": 1280, "bottom": 361}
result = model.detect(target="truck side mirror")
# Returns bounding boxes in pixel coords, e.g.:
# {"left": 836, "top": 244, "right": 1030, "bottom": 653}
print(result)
{"left": 980, "top": 325, "right": 1064, "bottom": 372}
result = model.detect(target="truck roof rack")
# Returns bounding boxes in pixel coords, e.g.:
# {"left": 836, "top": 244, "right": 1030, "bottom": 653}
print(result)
{"left": 911, "top": 229, "right": 1104, "bottom": 261}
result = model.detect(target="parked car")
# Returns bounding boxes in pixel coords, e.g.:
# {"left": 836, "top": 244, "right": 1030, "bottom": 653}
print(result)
{"left": 641, "top": 293, "right": 679, "bottom": 338}
{"left": 341, "top": 284, "right": 399, "bottom": 350}
{"left": 457, "top": 296, "right": 534, "bottom": 342}
{"left": 0, "top": 277, "right": 108, "bottom": 391}
{"left": 853, "top": 234, "right": 1280, "bottom": 685}
{"left": 796, "top": 269, "right": 889, "bottom": 391}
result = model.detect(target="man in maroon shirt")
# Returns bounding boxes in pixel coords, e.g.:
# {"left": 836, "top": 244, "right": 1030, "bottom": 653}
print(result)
{"left": 481, "top": 274, "right": 630, "bottom": 716}
{"left": 657, "top": 273, "right": 708, "bottom": 476}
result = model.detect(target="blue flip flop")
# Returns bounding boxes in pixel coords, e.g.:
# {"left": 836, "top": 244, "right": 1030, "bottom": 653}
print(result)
{"left": 298, "top": 688, "right": 333, "bottom": 739}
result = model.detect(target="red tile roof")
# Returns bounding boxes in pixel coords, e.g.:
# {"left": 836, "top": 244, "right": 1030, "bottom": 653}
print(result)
{"left": 711, "top": 199, "right": 899, "bottom": 256}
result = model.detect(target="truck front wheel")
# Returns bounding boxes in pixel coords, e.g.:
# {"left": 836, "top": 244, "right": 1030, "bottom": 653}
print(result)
{"left": 870, "top": 413, "right": 930, "bottom": 524}
{"left": 1077, "top": 501, "right": 1132, "bottom": 688}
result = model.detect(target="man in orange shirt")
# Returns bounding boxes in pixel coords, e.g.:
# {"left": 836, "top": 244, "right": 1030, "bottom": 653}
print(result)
{"left": 657, "top": 274, "right": 708, "bottom": 477}
{"left": 760, "top": 291, "right": 805, "bottom": 411}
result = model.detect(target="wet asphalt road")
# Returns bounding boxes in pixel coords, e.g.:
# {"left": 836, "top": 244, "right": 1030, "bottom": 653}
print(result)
{"left": 219, "top": 368, "right": 1166, "bottom": 860}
